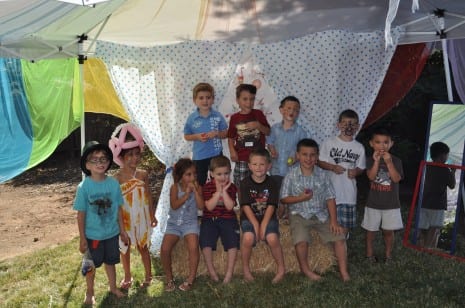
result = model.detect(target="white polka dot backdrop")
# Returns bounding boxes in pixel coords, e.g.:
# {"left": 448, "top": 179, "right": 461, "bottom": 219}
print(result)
{"left": 96, "top": 28, "right": 400, "bottom": 253}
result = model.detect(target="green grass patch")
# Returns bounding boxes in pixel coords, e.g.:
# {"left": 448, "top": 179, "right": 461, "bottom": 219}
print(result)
{"left": 2, "top": 224, "right": 465, "bottom": 307}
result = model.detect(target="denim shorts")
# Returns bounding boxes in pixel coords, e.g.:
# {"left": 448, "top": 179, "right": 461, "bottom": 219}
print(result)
{"left": 200, "top": 218, "right": 240, "bottom": 251}
{"left": 87, "top": 234, "right": 120, "bottom": 268}
{"left": 165, "top": 221, "right": 200, "bottom": 238}
{"left": 241, "top": 218, "right": 280, "bottom": 245}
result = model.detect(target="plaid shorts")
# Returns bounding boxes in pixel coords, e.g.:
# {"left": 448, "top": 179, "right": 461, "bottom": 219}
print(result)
{"left": 336, "top": 204, "right": 356, "bottom": 229}
{"left": 233, "top": 161, "right": 250, "bottom": 189}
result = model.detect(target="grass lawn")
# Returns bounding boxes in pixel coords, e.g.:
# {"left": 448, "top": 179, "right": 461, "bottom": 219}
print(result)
{"left": 2, "top": 218, "right": 465, "bottom": 308}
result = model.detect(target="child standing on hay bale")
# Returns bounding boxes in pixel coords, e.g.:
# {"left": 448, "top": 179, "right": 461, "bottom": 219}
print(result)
{"left": 73, "top": 141, "right": 129, "bottom": 305}
{"left": 200, "top": 156, "right": 240, "bottom": 283}
{"left": 267, "top": 96, "right": 308, "bottom": 177}
{"left": 318, "top": 109, "right": 366, "bottom": 238}
{"left": 109, "top": 123, "right": 158, "bottom": 289}
{"left": 280, "top": 138, "right": 349, "bottom": 281}
{"left": 239, "top": 148, "right": 286, "bottom": 283}
{"left": 361, "top": 127, "right": 403, "bottom": 263}
{"left": 184, "top": 82, "right": 228, "bottom": 186}
{"left": 160, "top": 158, "right": 205, "bottom": 292}
{"left": 228, "top": 84, "right": 270, "bottom": 190}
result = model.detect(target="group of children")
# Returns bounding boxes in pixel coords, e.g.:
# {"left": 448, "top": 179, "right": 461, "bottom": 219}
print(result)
{"left": 74, "top": 82, "right": 408, "bottom": 304}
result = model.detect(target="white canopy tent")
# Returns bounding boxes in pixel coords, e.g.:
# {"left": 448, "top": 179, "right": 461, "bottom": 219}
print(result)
{"left": 1, "top": 1, "right": 465, "bottom": 59}
{"left": 2, "top": 0, "right": 465, "bottom": 253}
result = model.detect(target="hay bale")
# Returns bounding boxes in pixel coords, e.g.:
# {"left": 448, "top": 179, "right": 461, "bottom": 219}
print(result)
{"left": 169, "top": 223, "right": 335, "bottom": 279}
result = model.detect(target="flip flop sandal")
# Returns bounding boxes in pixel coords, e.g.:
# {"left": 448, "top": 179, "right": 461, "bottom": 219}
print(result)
{"left": 120, "top": 278, "right": 133, "bottom": 290}
{"left": 164, "top": 280, "right": 176, "bottom": 292}
{"left": 178, "top": 281, "right": 192, "bottom": 291}
{"left": 140, "top": 277, "right": 153, "bottom": 288}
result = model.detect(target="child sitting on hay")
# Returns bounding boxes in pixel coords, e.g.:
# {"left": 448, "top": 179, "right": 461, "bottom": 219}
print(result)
{"left": 280, "top": 138, "right": 350, "bottom": 281}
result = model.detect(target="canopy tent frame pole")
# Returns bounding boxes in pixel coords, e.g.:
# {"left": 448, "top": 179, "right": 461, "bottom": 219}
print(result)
{"left": 403, "top": 8, "right": 457, "bottom": 102}
{"left": 85, "top": 14, "right": 112, "bottom": 56}
{"left": 78, "top": 34, "right": 87, "bottom": 180}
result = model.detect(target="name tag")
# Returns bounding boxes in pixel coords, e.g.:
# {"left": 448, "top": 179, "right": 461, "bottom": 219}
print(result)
{"left": 245, "top": 141, "right": 254, "bottom": 147}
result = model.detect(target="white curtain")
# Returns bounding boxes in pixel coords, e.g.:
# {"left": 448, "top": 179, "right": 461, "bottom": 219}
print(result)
{"left": 96, "top": 40, "right": 245, "bottom": 254}
{"left": 96, "top": 28, "right": 400, "bottom": 253}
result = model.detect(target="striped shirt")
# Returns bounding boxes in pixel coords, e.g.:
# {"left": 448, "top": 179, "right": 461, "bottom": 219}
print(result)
{"left": 202, "top": 180, "right": 237, "bottom": 219}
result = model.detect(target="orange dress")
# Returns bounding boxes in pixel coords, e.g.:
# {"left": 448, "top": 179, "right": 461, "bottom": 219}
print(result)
{"left": 120, "top": 174, "right": 152, "bottom": 248}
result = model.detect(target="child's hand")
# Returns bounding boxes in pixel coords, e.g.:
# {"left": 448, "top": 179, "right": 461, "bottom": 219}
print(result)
{"left": 332, "top": 165, "right": 346, "bottom": 174}
{"left": 329, "top": 221, "right": 344, "bottom": 235}
{"left": 269, "top": 148, "right": 278, "bottom": 158}
{"left": 230, "top": 151, "right": 238, "bottom": 162}
{"left": 300, "top": 188, "right": 313, "bottom": 201}
{"left": 347, "top": 168, "right": 356, "bottom": 179}
{"left": 188, "top": 180, "right": 200, "bottom": 193}
{"left": 120, "top": 231, "right": 129, "bottom": 246}
{"left": 79, "top": 238, "right": 88, "bottom": 254}
{"left": 221, "top": 181, "right": 232, "bottom": 194}
{"left": 373, "top": 150, "right": 382, "bottom": 162}
{"left": 199, "top": 132, "right": 209, "bottom": 142}
{"left": 381, "top": 151, "right": 392, "bottom": 163}
{"left": 151, "top": 216, "right": 158, "bottom": 227}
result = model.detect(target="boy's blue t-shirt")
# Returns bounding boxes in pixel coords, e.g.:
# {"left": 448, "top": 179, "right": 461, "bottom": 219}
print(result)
{"left": 73, "top": 176, "right": 123, "bottom": 240}
{"left": 267, "top": 121, "right": 308, "bottom": 176}
{"left": 184, "top": 108, "right": 227, "bottom": 160}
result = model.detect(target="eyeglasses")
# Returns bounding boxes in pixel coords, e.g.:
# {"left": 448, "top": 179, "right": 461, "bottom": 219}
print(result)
{"left": 87, "top": 157, "right": 110, "bottom": 164}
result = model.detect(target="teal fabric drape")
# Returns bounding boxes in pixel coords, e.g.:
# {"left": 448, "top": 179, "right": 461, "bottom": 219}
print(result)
{"left": 0, "top": 58, "right": 32, "bottom": 182}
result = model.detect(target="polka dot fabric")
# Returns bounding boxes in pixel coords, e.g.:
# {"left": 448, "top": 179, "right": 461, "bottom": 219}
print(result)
{"left": 251, "top": 29, "right": 400, "bottom": 143}
{"left": 96, "top": 28, "right": 400, "bottom": 252}
{"left": 96, "top": 40, "right": 245, "bottom": 253}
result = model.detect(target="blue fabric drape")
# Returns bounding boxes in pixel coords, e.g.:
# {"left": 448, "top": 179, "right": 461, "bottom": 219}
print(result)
{"left": 0, "top": 58, "right": 32, "bottom": 182}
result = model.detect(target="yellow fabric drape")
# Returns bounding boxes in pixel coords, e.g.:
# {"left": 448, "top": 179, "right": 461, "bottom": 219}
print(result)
{"left": 84, "top": 58, "right": 129, "bottom": 121}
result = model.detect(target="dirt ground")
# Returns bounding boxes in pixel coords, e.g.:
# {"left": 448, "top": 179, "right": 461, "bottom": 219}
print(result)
{"left": 0, "top": 156, "right": 81, "bottom": 261}
{"left": 0, "top": 153, "right": 165, "bottom": 262}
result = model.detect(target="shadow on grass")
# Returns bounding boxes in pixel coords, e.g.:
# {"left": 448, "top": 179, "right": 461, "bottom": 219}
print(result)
{"left": 63, "top": 263, "right": 82, "bottom": 308}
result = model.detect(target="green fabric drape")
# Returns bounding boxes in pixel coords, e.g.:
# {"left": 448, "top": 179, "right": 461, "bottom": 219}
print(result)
{"left": 21, "top": 58, "right": 83, "bottom": 168}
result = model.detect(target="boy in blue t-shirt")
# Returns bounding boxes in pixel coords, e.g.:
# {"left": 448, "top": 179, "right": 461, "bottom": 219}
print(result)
{"left": 73, "top": 141, "right": 128, "bottom": 305}
{"left": 184, "top": 82, "right": 228, "bottom": 185}
{"left": 267, "top": 96, "right": 307, "bottom": 177}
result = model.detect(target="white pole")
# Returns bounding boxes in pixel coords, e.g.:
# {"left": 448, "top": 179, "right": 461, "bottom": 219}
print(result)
{"left": 441, "top": 38, "right": 454, "bottom": 102}
{"left": 79, "top": 37, "right": 86, "bottom": 180}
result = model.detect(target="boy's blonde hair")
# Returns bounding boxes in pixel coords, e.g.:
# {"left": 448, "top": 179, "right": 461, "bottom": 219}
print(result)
{"left": 209, "top": 155, "right": 231, "bottom": 171}
{"left": 248, "top": 147, "right": 271, "bottom": 163}
{"left": 193, "top": 82, "right": 214, "bottom": 99}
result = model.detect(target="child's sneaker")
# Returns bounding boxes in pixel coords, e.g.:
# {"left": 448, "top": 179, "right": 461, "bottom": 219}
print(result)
{"left": 384, "top": 256, "right": 393, "bottom": 264}
{"left": 366, "top": 256, "right": 378, "bottom": 264}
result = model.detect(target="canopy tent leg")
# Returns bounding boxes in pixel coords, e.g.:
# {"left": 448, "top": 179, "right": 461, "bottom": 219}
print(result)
{"left": 78, "top": 35, "right": 86, "bottom": 180}
{"left": 441, "top": 38, "right": 454, "bottom": 102}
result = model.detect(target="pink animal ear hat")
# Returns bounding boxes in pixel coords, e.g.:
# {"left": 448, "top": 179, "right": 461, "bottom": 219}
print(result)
{"left": 108, "top": 123, "right": 145, "bottom": 167}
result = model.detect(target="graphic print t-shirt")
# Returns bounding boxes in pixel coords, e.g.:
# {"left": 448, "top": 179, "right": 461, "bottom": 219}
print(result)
{"left": 228, "top": 109, "right": 270, "bottom": 161}
{"left": 239, "top": 175, "right": 279, "bottom": 222}
{"left": 366, "top": 155, "right": 403, "bottom": 210}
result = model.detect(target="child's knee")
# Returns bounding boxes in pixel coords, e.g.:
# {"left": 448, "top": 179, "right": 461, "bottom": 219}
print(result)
{"left": 241, "top": 233, "right": 255, "bottom": 246}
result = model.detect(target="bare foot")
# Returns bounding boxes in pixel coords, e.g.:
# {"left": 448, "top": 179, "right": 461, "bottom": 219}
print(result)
{"left": 110, "top": 288, "right": 126, "bottom": 298}
{"left": 83, "top": 293, "right": 96, "bottom": 305}
{"left": 223, "top": 273, "right": 233, "bottom": 284}
{"left": 304, "top": 271, "right": 321, "bottom": 281}
{"left": 341, "top": 272, "right": 351, "bottom": 282}
{"left": 272, "top": 272, "right": 285, "bottom": 284}
{"left": 243, "top": 272, "right": 254, "bottom": 282}
{"left": 209, "top": 272, "right": 219, "bottom": 282}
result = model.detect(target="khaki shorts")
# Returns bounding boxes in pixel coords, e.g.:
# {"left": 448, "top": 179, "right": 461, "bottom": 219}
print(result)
{"left": 289, "top": 214, "right": 345, "bottom": 245}
{"left": 361, "top": 207, "right": 403, "bottom": 231}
